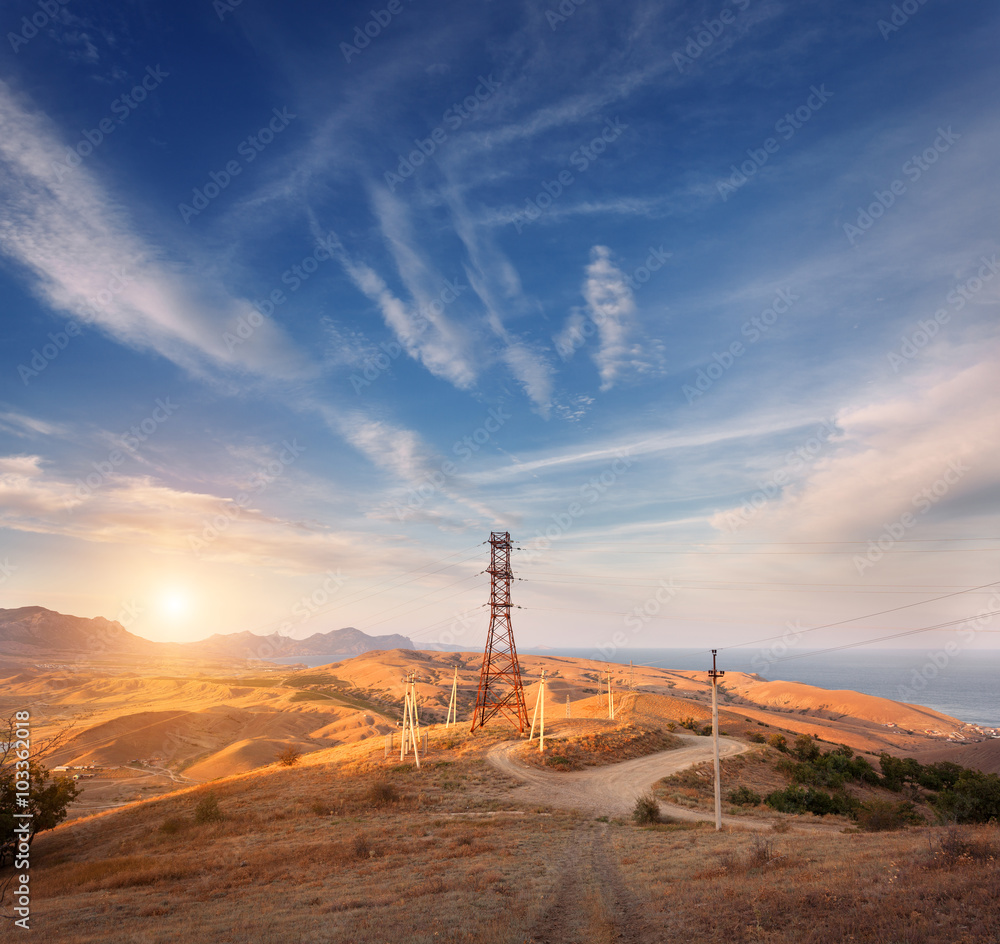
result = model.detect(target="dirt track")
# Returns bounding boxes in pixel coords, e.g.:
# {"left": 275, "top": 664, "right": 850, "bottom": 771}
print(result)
{"left": 488, "top": 732, "right": 755, "bottom": 824}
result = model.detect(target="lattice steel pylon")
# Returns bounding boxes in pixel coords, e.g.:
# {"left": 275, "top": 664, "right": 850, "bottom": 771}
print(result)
{"left": 470, "top": 531, "right": 529, "bottom": 734}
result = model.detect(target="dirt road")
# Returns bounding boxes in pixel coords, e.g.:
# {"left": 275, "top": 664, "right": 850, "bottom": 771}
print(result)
{"left": 527, "top": 823, "right": 652, "bottom": 944}
{"left": 488, "top": 732, "right": 755, "bottom": 824}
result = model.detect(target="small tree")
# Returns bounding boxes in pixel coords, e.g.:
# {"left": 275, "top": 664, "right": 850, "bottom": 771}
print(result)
{"left": 1, "top": 716, "right": 81, "bottom": 870}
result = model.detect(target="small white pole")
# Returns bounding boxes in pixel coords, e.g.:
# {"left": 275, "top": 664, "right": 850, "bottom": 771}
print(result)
{"left": 539, "top": 670, "right": 546, "bottom": 753}
{"left": 446, "top": 666, "right": 458, "bottom": 727}
{"left": 710, "top": 649, "right": 724, "bottom": 831}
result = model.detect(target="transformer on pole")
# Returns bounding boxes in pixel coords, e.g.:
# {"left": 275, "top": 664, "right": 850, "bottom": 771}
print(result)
{"left": 470, "top": 531, "right": 529, "bottom": 734}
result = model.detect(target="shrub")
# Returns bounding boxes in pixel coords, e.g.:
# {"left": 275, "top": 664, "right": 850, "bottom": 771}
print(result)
{"left": 679, "top": 717, "right": 699, "bottom": 731}
{"left": 747, "top": 732, "right": 766, "bottom": 744}
{"left": 767, "top": 734, "right": 788, "bottom": 752}
{"left": 367, "top": 780, "right": 399, "bottom": 808}
{"left": 632, "top": 793, "right": 661, "bottom": 825}
{"left": 158, "top": 816, "right": 188, "bottom": 835}
{"left": 765, "top": 785, "right": 855, "bottom": 817}
{"left": 277, "top": 746, "right": 301, "bottom": 767}
{"left": 793, "top": 734, "right": 821, "bottom": 762}
{"left": 933, "top": 769, "right": 1000, "bottom": 823}
{"left": 933, "top": 827, "right": 997, "bottom": 864}
{"left": 747, "top": 835, "right": 775, "bottom": 867}
{"left": 351, "top": 832, "right": 371, "bottom": 859}
{"left": 855, "top": 799, "right": 923, "bottom": 832}
{"left": 727, "top": 786, "right": 762, "bottom": 807}
{"left": 194, "top": 791, "right": 224, "bottom": 824}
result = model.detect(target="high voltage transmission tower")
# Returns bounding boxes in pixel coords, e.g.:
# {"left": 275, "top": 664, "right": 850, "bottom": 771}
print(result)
{"left": 471, "top": 531, "right": 529, "bottom": 734}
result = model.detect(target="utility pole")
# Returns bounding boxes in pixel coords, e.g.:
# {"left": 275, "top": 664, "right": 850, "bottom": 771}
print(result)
{"left": 629, "top": 660, "right": 634, "bottom": 692}
{"left": 565, "top": 694, "right": 570, "bottom": 718}
{"left": 446, "top": 665, "right": 459, "bottom": 727}
{"left": 529, "top": 669, "right": 546, "bottom": 752}
{"left": 607, "top": 665, "right": 615, "bottom": 721}
{"left": 399, "top": 673, "right": 421, "bottom": 768}
{"left": 709, "top": 649, "right": 725, "bottom": 831}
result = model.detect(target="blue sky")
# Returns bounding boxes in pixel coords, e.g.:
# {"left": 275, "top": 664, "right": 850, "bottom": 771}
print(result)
{"left": 1, "top": 0, "right": 998, "bottom": 659}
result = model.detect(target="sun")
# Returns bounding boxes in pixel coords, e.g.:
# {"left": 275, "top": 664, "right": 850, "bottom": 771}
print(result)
{"left": 160, "top": 590, "right": 190, "bottom": 620}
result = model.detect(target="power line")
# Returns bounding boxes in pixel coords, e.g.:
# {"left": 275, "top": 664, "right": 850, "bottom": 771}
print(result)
{"left": 722, "top": 578, "right": 1000, "bottom": 651}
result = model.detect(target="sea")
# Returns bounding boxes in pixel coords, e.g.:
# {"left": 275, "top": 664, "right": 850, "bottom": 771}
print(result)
{"left": 520, "top": 647, "right": 1000, "bottom": 730}
{"left": 267, "top": 646, "right": 1000, "bottom": 729}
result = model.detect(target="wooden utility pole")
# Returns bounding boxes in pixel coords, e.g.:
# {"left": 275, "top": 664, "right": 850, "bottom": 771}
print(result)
{"left": 629, "top": 660, "right": 635, "bottom": 692}
{"left": 607, "top": 666, "right": 615, "bottom": 721}
{"left": 446, "top": 665, "right": 459, "bottom": 727}
{"left": 399, "top": 673, "right": 421, "bottom": 768}
{"left": 709, "top": 649, "right": 725, "bottom": 831}
{"left": 529, "top": 670, "right": 546, "bottom": 752}
{"left": 565, "top": 694, "right": 570, "bottom": 718}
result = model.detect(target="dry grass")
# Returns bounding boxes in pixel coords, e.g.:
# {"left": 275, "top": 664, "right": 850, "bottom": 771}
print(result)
{"left": 516, "top": 722, "right": 683, "bottom": 772}
{"left": 14, "top": 708, "right": 1000, "bottom": 943}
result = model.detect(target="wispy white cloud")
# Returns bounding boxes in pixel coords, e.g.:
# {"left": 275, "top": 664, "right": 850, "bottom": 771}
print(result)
{"left": 564, "top": 245, "right": 664, "bottom": 390}
{"left": 710, "top": 346, "right": 1000, "bottom": 540}
{"left": 0, "top": 81, "right": 310, "bottom": 382}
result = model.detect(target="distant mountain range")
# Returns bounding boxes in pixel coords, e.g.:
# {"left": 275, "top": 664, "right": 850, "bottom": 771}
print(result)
{"left": 0, "top": 606, "right": 416, "bottom": 662}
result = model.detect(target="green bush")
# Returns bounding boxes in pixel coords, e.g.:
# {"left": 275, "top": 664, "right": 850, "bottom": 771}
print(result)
{"left": 747, "top": 732, "right": 766, "bottom": 744}
{"left": 727, "top": 786, "right": 762, "bottom": 807}
{"left": 934, "top": 770, "right": 1000, "bottom": 823}
{"left": 767, "top": 734, "right": 788, "bottom": 753}
{"left": 765, "top": 785, "right": 855, "bottom": 817}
